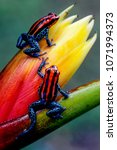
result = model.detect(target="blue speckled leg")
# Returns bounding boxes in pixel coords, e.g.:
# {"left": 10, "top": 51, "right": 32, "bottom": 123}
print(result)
{"left": 57, "top": 84, "right": 69, "bottom": 99}
{"left": 17, "top": 99, "right": 46, "bottom": 139}
{"left": 16, "top": 33, "right": 28, "bottom": 49}
{"left": 46, "top": 101, "right": 66, "bottom": 119}
{"left": 28, "top": 99, "right": 46, "bottom": 131}
{"left": 36, "top": 28, "right": 47, "bottom": 41}
{"left": 17, "top": 33, "right": 45, "bottom": 58}
{"left": 36, "top": 28, "right": 55, "bottom": 47}
{"left": 37, "top": 57, "right": 48, "bottom": 78}
{"left": 45, "top": 28, "right": 55, "bottom": 47}
{"left": 23, "top": 36, "right": 43, "bottom": 58}
{"left": 23, "top": 47, "right": 40, "bottom": 57}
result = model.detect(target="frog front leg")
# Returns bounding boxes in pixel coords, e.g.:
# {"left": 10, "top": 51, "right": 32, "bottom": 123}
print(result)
{"left": 57, "top": 84, "right": 69, "bottom": 99}
{"left": 36, "top": 28, "right": 55, "bottom": 47}
{"left": 45, "top": 28, "right": 55, "bottom": 47}
{"left": 46, "top": 101, "right": 66, "bottom": 119}
{"left": 37, "top": 57, "right": 48, "bottom": 78}
{"left": 17, "top": 99, "right": 46, "bottom": 138}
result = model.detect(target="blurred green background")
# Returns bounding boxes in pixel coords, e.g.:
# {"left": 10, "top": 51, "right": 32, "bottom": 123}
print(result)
{"left": 0, "top": 0, "right": 100, "bottom": 150}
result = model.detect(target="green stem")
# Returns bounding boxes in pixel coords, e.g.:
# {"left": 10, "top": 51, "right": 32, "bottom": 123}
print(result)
{"left": 0, "top": 80, "right": 100, "bottom": 149}
{"left": 36, "top": 80, "right": 100, "bottom": 135}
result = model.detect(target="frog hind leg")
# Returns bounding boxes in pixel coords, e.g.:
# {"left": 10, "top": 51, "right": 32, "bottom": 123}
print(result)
{"left": 24, "top": 47, "right": 40, "bottom": 58}
{"left": 16, "top": 99, "right": 46, "bottom": 139}
{"left": 23, "top": 37, "right": 40, "bottom": 58}
{"left": 46, "top": 101, "right": 66, "bottom": 119}
{"left": 16, "top": 33, "right": 28, "bottom": 49}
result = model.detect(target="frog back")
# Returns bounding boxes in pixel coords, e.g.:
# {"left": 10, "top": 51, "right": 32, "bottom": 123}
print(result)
{"left": 39, "top": 70, "right": 59, "bottom": 102}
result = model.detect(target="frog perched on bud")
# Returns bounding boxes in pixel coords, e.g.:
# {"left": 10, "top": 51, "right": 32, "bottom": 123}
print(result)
{"left": 16, "top": 13, "right": 59, "bottom": 57}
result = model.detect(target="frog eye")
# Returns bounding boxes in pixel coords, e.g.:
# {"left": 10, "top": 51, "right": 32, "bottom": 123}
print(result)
{"left": 46, "top": 68, "right": 50, "bottom": 74}
{"left": 46, "top": 19, "right": 49, "bottom": 22}
{"left": 51, "top": 65, "right": 58, "bottom": 70}
{"left": 48, "top": 13, "right": 54, "bottom": 15}
{"left": 48, "top": 12, "right": 57, "bottom": 16}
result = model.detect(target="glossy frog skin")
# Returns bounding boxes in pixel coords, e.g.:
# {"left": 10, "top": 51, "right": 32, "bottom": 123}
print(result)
{"left": 16, "top": 13, "right": 59, "bottom": 57}
{"left": 17, "top": 58, "right": 69, "bottom": 138}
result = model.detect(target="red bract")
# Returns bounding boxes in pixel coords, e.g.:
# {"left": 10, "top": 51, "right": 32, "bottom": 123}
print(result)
{"left": 0, "top": 114, "right": 29, "bottom": 149}
{"left": 0, "top": 53, "right": 44, "bottom": 123}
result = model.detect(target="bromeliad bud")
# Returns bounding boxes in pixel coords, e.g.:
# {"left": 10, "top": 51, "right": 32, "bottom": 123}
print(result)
{"left": 0, "top": 5, "right": 97, "bottom": 123}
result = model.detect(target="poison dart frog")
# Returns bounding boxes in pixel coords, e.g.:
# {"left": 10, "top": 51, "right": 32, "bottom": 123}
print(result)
{"left": 16, "top": 13, "right": 59, "bottom": 57}
{"left": 17, "top": 58, "right": 69, "bottom": 138}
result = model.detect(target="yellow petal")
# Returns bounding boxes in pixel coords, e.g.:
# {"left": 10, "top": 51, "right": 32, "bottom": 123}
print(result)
{"left": 47, "top": 15, "right": 96, "bottom": 65}
{"left": 49, "top": 15, "right": 77, "bottom": 41}
{"left": 50, "top": 33, "right": 97, "bottom": 86}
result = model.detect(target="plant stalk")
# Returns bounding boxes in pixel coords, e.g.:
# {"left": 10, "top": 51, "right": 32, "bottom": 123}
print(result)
{"left": 0, "top": 80, "right": 100, "bottom": 150}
